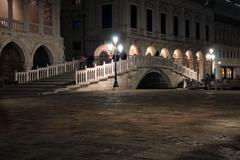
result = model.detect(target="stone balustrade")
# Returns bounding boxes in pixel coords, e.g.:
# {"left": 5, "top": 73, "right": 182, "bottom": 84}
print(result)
{"left": 0, "top": 17, "right": 8, "bottom": 30}
{"left": 0, "top": 17, "right": 53, "bottom": 35}
{"left": 13, "top": 20, "right": 24, "bottom": 32}
{"left": 75, "top": 56, "right": 198, "bottom": 86}
{"left": 15, "top": 60, "right": 80, "bottom": 84}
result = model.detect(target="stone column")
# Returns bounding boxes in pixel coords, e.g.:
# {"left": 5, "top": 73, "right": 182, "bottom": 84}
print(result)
{"left": 23, "top": 0, "right": 30, "bottom": 32}
{"left": 52, "top": 0, "right": 60, "bottom": 36}
{"left": 121, "top": 0, "right": 128, "bottom": 34}
{"left": 167, "top": 6, "right": 173, "bottom": 38}
{"left": 7, "top": 0, "right": 13, "bottom": 31}
{"left": 155, "top": 1, "right": 160, "bottom": 37}
{"left": 214, "top": 62, "right": 221, "bottom": 80}
{"left": 180, "top": 8, "right": 185, "bottom": 40}
{"left": 191, "top": 13, "right": 196, "bottom": 41}
{"left": 210, "top": 17, "right": 214, "bottom": 42}
{"left": 39, "top": 1, "right": 44, "bottom": 34}
{"left": 201, "top": 15, "right": 206, "bottom": 42}
{"left": 139, "top": 0, "right": 145, "bottom": 35}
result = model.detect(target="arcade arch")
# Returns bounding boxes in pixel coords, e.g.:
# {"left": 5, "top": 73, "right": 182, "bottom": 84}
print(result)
{"left": 145, "top": 46, "right": 156, "bottom": 56}
{"left": 129, "top": 44, "right": 141, "bottom": 56}
{"left": 33, "top": 46, "right": 53, "bottom": 69}
{"left": 185, "top": 50, "right": 194, "bottom": 69}
{"left": 0, "top": 42, "right": 25, "bottom": 81}
{"left": 173, "top": 49, "right": 183, "bottom": 63}
{"left": 160, "top": 48, "right": 171, "bottom": 59}
{"left": 94, "top": 44, "right": 113, "bottom": 65}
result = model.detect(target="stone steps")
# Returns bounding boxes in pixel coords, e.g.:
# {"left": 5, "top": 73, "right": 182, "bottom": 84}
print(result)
{"left": 0, "top": 72, "right": 75, "bottom": 97}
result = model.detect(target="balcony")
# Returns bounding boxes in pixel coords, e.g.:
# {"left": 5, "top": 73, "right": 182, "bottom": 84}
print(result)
{"left": 0, "top": 17, "right": 54, "bottom": 36}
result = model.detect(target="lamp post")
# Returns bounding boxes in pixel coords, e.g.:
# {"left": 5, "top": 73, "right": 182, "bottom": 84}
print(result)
{"left": 206, "top": 49, "right": 215, "bottom": 76}
{"left": 111, "top": 36, "right": 124, "bottom": 88}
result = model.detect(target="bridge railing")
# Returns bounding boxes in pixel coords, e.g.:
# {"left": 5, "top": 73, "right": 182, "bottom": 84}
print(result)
{"left": 75, "top": 56, "right": 198, "bottom": 86}
{"left": 15, "top": 60, "right": 80, "bottom": 84}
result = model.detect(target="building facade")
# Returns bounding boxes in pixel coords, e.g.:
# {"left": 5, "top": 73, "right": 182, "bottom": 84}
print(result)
{"left": 0, "top": 0, "right": 64, "bottom": 82}
{"left": 61, "top": 0, "right": 240, "bottom": 81}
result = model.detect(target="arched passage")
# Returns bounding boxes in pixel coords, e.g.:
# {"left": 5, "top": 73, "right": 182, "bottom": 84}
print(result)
{"left": 0, "top": 42, "right": 25, "bottom": 81}
{"left": 145, "top": 46, "right": 156, "bottom": 56}
{"left": 33, "top": 46, "right": 53, "bottom": 69}
{"left": 129, "top": 44, "right": 141, "bottom": 56}
{"left": 185, "top": 50, "right": 194, "bottom": 69}
{"left": 160, "top": 48, "right": 170, "bottom": 59}
{"left": 196, "top": 51, "right": 204, "bottom": 80}
{"left": 137, "top": 70, "right": 171, "bottom": 89}
{"left": 94, "top": 44, "right": 112, "bottom": 65}
{"left": 173, "top": 49, "right": 183, "bottom": 64}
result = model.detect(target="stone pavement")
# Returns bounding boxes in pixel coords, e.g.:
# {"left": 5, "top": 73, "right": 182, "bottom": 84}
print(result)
{"left": 0, "top": 90, "right": 240, "bottom": 160}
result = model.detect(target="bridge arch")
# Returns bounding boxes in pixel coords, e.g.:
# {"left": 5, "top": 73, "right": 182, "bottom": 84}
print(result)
{"left": 128, "top": 44, "right": 141, "bottom": 56}
{"left": 173, "top": 49, "right": 183, "bottom": 64}
{"left": 137, "top": 69, "right": 172, "bottom": 89}
{"left": 185, "top": 50, "right": 194, "bottom": 69}
{"left": 145, "top": 46, "right": 156, "bottom": 56}
{"left": 0, "top": 42, "right": 26, "bottom": 81}
{"left": 160, "top": 48, "right": 171, "bottom": 59}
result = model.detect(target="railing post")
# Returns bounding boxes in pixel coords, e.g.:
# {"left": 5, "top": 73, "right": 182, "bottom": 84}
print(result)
{"left": 56, "top": 64, "right": 58, "bottom": 75}
{"left": 103, "top": 61, "right": 106, "bottom": 77}
{"left": 72, "top": 58, "right": 75, "bottom": 70}
{"left": 64, "top": 61, "right": 67, "bottom": 72}
{"left": 36, "top": 66, "right": 39, "bottom": 80}
{"left": 46, "top": 64, "right": 49, "bottom": 77}
{"left": 75, "top": 71, "right": 78, "bottom": 85}
{"left": 111, "top": 59, "right": 114, "bottom": 76}
{"left": 125, "top": 58, "right": 128, "bottom": 71}
{"left": 119, "top": 58, "right": 122, "bottom": 73}
{"left": 14, "top": 70, "right": 18, "bottom": 82}
{"left": 85, "top": 65, "right": 87, "bottom": 82}
{"left": 94, "top": 63, "right": 97, "bottom": 79}
{"left": 26, "top": 71, "right": 29, "bottom": 83}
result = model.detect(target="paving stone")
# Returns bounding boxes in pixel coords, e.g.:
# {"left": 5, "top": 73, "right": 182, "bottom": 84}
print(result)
{"left": 0, "top": 90, "right": 240, "bottom": 160}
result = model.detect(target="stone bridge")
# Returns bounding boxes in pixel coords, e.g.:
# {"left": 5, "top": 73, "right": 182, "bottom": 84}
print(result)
{"left": 75, "top": 56, "right": 197, "bottom": 91}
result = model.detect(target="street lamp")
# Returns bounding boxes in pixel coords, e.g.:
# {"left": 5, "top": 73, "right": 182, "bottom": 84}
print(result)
{"left": 206, "top": 48, "right": 215, "bottom": 76}
{"left": 111, "top": 36, "right": 124, "bottom": 88}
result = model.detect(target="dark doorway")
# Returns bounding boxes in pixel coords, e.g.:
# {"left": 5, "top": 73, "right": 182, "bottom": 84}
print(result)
{"left": 99, "top": 51, "right": 110, "bottom": 65}
{"left": 33, "top": 46, "right": 51, "bottom": 69}
{"left": 137, "top": 72, "right": 169, "bottom": 89}
{"left": 0, "top": 42, "right": 25, "bottom": 82}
